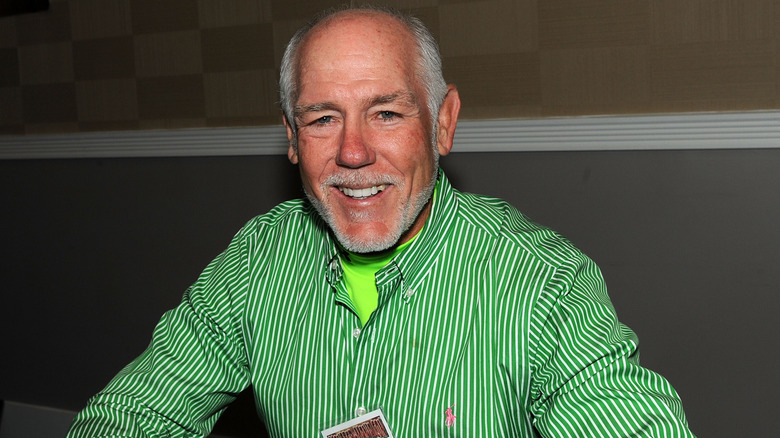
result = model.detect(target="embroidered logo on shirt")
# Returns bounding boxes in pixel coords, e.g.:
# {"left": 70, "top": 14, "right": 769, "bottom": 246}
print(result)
{"left": 444, "top": 404, "right": 456, "bottom": 427}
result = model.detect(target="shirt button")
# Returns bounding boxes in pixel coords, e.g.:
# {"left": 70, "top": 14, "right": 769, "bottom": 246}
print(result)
{"left": 352, "top": 328, "right": 361, "bottom": 338}
{"left": 404, "top": 288, "right": 416, "bottom": 298}
{"left": 355, "top": 406, "right": 367, "bottom": 417}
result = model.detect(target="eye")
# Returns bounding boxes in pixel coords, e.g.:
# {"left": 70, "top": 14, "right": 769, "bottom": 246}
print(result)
{"left": 378, "top": 111, "right": 398, "bottom": 120}
{"left": 315, "top": 115, "right": 333, "bottom": 124}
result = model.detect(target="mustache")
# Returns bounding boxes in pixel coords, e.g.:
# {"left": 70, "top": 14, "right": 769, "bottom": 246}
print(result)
{"left": 323, "top": 171, "right": 401, "bottom": 188}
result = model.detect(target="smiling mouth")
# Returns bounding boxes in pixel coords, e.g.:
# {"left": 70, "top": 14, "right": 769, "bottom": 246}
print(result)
{"left": 338, "top": 184, "right": 388, "bottom": 200}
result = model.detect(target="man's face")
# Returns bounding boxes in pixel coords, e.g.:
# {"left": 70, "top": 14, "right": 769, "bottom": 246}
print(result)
{"left": 286, "top": 14, "right": 449, "bottom": 253}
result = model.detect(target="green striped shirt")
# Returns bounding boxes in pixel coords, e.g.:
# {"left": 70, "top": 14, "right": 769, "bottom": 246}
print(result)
{"left": 67, "top": 171, "right": 694, "bottom": 437}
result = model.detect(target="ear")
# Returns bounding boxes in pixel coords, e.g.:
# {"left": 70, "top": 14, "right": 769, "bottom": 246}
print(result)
{"left": 283, "top": 114, "right": 298, "bottom": 164}
{"left": 435, "top": 84, "right": 461, "bottom": 157}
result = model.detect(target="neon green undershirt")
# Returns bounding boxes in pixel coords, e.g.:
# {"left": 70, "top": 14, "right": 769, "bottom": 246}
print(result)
{"left": 341, "top": 186, "right": 437, "bottom": 326}
{"left": 341, "top": 237, "right": 414, "bottom": 326}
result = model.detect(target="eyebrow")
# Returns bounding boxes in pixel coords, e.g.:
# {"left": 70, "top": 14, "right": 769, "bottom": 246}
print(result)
{"left": 293, "top": 90, "right": 419, "bottom": 119}
{"left": 369, "top": 91, "right": 418, "bottom": 108}
{"left": 294, "top": 102, "right": 338, "bottom": 119}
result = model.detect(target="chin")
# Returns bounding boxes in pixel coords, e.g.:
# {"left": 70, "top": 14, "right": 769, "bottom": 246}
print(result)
{"left": 334, "top": 227, "right": 402, "bottom": 254}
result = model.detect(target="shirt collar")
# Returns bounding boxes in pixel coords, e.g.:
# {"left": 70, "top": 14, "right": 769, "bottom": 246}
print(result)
{"left": 375, "top": 169, "right": 457, "bottom": 291}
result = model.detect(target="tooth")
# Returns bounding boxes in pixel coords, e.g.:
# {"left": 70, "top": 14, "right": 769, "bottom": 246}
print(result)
{"left": 339, "top": 185, "right": 388, "bottom": 198}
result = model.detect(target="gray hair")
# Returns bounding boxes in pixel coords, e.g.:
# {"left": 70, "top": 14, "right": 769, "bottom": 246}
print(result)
{"left": 279, "top": 6, "right": 448, "bottom": 148}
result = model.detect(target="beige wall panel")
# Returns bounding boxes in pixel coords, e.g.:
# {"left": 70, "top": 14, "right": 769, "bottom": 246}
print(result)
{"left": 651, "top": 0, "right": 775, "bottom": 44}
{"left": 438, "top": 0, "right": 497, "bottom": 4}
{"left": 541, "top": 46, "right": 649, "bottom": 115}
{"left": 204, "top": 70, "right": 278, "bottom": 118}
{"left": 134, "top": 31, "right": 202, "bottom": 78}
{"left": 4, "top": 1, "right": 780, "bottom": 134}
{"left": 14, "top": 1, "right": 72, "bottom": 45}
{"left": 78, "top": 120, "right": 140, "bottom": 132}
{"left": 197, "top": 0, "right": 271, "bottom": 28}
{"left": 272, "top": 19, "right": 308, "bottom": 66}
{"left": 0, "top": 18, "right": 18, "bottom": 47}
{"left": 206, "top": 115, "right": 281, "bottom": 127}
{"left": 446, "top": 53, "right": 541, "bottom": 115}
{"left": 72, "top": 37, "right": 135, "bottom": 81}
{"left": 139, "top": 118, "right": 207, "bottom": 130}
{"left": 22, "top": 83, "right": 77, "bottom": 124}
{"left": 131, "top": 0, "right": 200, "bottom": 34}
{"left": 459, "top": 104, "right": 539, "bottom": 119}
{"left": 539, "top": 0, "right": 649, "bottom": 49}
{"left": 0, "top": 125, "right": 24, "bottom": 135}
{"left": 439, "top": 0, "right": 537, "bottom": 56}
{"left": 405, "top": 6, "right": 440, "bottom": 40}
{"left": 75, "top": 79, "right": 138, "bottom": 122}
{"left": 0, "top": 86, "right": 23, "bottom": 125}
{"left": 0, "top": 48, "right": 20, "bottom": 86}
{"left": 777, "top": 38, "right": 780, "bottom": 108}
{"left": 69, "top": 0, "right": 132, "bottom": 40}
{"left": 270, "top": 0, "right": 344, "bottom": 21}
{"left": 137, "top": 75, "right": 206, "bottom": 119}
{"left": 18, "top": 42, "right": 74, "bottom": 84}
{"left": 201, "top": 24, "right": 275, "bottom": 72}
{"left": 650, "top": 39, "right": 776, "bottom": 108}
{"left": 382, "top": 0, "right": 439, "bottom": 9}
{"left": 23, "top": 122, "right": 80, "bottom": 134}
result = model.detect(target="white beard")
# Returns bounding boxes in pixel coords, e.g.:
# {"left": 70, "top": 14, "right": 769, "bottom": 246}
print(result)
{"left": 305, "top": 161, "right": 439, "bottom": 254}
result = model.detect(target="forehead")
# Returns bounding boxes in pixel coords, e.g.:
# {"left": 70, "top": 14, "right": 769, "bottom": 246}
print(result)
{"left": 296, "top": 13, "right": 418, "bottom": 89}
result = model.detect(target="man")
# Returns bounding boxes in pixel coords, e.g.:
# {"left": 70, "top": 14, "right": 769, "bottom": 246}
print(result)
{"left": 68, "top": 7, "right": 695, "bottom": 437}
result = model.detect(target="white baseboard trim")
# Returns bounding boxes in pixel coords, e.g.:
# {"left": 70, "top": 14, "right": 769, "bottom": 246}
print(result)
{"left": 1, "top": 111, "right": 779, "bottom": 159}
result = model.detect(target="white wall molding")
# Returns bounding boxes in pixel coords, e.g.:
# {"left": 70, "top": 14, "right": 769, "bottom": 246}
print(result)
{"left": 2, "top": 111, "right": 779, "bottom": 159}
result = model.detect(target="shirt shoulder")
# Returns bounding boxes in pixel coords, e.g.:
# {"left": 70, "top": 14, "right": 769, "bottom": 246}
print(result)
{"left": 248, "top": 198, "right": 309, "bottom": 226}
{"left": 230, "top": 198, "right": 328, "bottom": 251}
{"left": 453, "top": 190, "right": 586, "bottom": 271}
{"left": 237, "top": 198, "right": 313, "bottom": 234}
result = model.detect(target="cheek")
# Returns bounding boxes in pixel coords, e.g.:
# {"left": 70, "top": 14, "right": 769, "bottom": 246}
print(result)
{"left": 297, "top": 148, "right": 333, "bottom": 195}
{"left": 299, "top": 161, "right": 321, "bottom": 192}
{"left": 385, "top": 130, "right": 432, "bottom": 164}
{"left": 399, "top": 141, "right": 437, "bottom": 176}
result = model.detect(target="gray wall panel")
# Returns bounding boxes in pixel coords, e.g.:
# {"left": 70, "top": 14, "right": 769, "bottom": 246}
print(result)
{"left": 2, "top": 150, "right": 778, "bottom": 436}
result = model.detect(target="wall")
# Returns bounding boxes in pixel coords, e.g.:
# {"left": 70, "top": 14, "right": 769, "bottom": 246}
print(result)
{"left": 2, "top": 0, "right": 780, "bottom": 135}
{"left": 2, "top": 150, "right": 780, "bottom": 437}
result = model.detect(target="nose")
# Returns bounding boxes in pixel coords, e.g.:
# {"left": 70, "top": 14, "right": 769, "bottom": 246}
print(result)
{"left": 336, "top": 119, "right": 375, "bottom": 168}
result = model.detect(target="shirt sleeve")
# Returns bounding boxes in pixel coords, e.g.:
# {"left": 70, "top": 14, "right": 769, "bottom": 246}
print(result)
{"left": 66, "top": 229, "right": 252, "bottom": 438}
{"left": 528, "top": 253, "right": 696, "bottom": 437}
